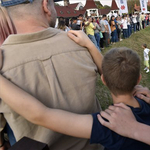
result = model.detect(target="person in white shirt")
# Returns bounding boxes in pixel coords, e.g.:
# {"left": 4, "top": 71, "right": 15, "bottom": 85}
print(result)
{"left": 132, "top": 13, "right": 137, "bottom": 33}
{"left": 142, "top": 44, "right": 150, "bottom": 73}
{"left": 127, "top": 14, "right": 131, "bottom": 37}
{"left": 121, "top": 15, "right": 128, "bottom": 38}
{"left": 113, "top": 11, "right": 118, "bottom": 18}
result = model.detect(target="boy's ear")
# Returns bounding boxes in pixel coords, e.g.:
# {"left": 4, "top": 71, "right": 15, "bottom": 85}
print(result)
{"left": 137, "top": 74, "right": 142, "bottom": 85}
{"left": 42, "top": 0, "right": 51, "bottom": 16}
{"left": 101, "top": 74, "right": 107, "bottom": 86}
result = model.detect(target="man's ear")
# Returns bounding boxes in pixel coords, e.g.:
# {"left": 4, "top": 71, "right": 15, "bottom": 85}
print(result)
{"left": 42, "top": 0, "right": 51, "bottom": 16}
{"left": 101, "top": 74, "right": 107, "bottom": 86}
{"left": 137, "top": 74, "right": 142, "bottom": 85}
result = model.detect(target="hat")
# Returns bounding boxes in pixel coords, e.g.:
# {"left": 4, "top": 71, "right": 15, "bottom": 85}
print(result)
{"left": 1, "top": 0, "right": 61, "bottom": 7}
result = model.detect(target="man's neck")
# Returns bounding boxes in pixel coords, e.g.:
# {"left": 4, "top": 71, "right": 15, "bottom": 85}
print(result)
{"left": 14, "top": 18, "right": 50, "bottom": 34}
{"left": 111, "top": 93, "right": 140, "bottom": 108}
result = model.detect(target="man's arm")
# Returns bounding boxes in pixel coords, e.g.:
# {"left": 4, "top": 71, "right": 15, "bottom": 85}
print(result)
{"left": 0, "top": 74, "right": 92, "bottom": 139}
{"left": 68, "top": 30, "right": 103, "bottom": 75}
{"left": 97, "top": 103, "right": 150, "bottom": 145}
{"left": 92, "top": 23, "right": 96, "bottom": 30}
{"left": 0, "top": 49, "right": 2, "bottom": 70}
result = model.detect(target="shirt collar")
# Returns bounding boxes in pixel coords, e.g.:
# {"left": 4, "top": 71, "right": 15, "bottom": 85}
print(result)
{"left": 3, "top": 27, "right": 60, "bottom": 45}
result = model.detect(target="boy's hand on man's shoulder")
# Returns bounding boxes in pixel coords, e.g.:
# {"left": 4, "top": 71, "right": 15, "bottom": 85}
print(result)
{"left": 67, "top": 30, "right": 94, "bottom": 49}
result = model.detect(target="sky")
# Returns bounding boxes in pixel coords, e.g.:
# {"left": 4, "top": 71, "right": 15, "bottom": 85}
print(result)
{"left": 57, "top": 0, "right": 112, "bottom": 6}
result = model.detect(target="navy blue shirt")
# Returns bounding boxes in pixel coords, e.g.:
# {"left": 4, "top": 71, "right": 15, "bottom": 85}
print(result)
{"left": 90, "top": 97, "right": 150, "bottom": 150}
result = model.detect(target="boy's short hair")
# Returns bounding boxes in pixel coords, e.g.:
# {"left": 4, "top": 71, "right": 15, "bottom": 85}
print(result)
{"left": 71, "top": 17, "right": 77, "bottom": 22}
{"left": 143, "top": 44, "right": 147, "bottom": 48}
{"left": 78, "top": 14, "right": 83, "bottom": 17}
{"left": 102, "top": 14, "right": 106, "bottom": 18}
{"left": 102, "top": 47, "right": 140, "bottom": 96}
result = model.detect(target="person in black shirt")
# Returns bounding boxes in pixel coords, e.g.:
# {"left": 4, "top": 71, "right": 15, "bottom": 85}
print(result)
{"left": 70, "top": 17, "right": 80, "bottom": 30}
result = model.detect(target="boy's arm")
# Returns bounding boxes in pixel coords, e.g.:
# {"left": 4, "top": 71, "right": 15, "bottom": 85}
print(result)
{"left": 0, "top": 75, "right": 92, "bottom": 139}
{"left": 68, "top": 30, "right": 103, "bottom": 75}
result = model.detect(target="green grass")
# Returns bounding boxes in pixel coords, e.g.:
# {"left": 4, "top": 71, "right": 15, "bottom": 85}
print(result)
{"left": 96, "top": 26, "right": 150, "bottom": 110}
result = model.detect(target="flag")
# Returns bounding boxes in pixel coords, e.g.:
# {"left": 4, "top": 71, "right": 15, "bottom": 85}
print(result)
{"left": 117, "top": 0, "right": 128, "bottom": 14}
{"left": 140, "top": 0, "right": 148, "bottom": 13}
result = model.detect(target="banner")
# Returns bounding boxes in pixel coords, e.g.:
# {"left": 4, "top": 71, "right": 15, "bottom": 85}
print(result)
{"left": 140, "top": 0, "right": 148, "bottom": 13}
{"left": 117, "top": 0, "right": 128, "bottom": 14}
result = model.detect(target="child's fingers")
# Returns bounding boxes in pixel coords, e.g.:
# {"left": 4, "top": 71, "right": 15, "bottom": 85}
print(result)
{"left": 68, "top": 30, "right": 80, "bottom": 37}
{"left": 67, "top": 32, "right": 79, "bottom": 43}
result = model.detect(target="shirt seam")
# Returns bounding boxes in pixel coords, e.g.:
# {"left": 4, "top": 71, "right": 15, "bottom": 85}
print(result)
{"left": 2, "top": 49, "right": 89, "bottom": 73}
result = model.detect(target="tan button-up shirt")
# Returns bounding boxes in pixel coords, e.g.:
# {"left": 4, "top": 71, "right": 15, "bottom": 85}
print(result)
{"left": 0, "top": 28, "right": 102, "bottom": 150}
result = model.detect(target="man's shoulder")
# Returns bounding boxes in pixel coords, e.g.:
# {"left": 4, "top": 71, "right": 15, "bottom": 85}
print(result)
{"left": 1, "top": 28, "right": 89, "bottom": 72}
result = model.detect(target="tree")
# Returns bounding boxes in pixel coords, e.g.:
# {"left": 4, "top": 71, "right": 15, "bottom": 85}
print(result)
{"left": 95, "top": 1, "right": 103, "bottom": 9}
{"left": 127, "top": 0, "right": 140, "bottom": 14}
{"left": 103, "top": 5, "right": 111, "bottom": 9}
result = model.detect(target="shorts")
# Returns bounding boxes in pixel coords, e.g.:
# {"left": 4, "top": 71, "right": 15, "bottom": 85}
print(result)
{"left": 144, "top": 60, "right": 149, "bottom": 67}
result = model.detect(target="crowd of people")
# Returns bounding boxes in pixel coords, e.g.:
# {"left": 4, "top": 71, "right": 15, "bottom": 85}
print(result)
{"left": 0, "top": 0, "right": 150, "bottom": 150}
{"left": 56, "top": 12, "right": 150, "bottom": 51}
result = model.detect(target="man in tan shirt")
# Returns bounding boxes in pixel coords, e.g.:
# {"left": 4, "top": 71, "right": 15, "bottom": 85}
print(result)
{"left": 0, "top": 0, "right": 103, "bottom": 149}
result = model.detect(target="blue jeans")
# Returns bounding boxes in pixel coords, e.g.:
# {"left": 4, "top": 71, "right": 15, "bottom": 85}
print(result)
{"left": 88, "top": 34, "right": 100, "bottom": 51}
{"left": 94, "top": 33, "right": 101, "bottom": 51}
{"left": 133, "top": 23, "right": 137, "bottom": 32}
{"left": 130, "top": 23, "right": 133, "bottom": 34}
{"left": 123, "top": 29, "right": 128, "bottom": 38}
{"left": 128, "top": 25, "right": 131, "bottom": 37}
{"left": 6, "top": 123, "right": 16, "bottom": 146}
{"left": 111, "top": 29, "right": 118, "bottom": 43}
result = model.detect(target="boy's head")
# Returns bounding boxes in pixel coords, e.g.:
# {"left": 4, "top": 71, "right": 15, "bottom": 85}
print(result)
{"left": 102, "top": 47, "right": 141, "bottom": 96}
{"left": 78, "top": 14, "right": 83, "bottom": 20}
{"left": 71, "top": 17, "right": 77, "bottom": 23}
{"left": 142, "top": 44, "right": 147, "bottom": 49}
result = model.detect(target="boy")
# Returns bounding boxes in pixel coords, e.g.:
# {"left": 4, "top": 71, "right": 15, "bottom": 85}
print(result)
{"left": 70, "top": 17, "right": 80, "bottom": 30}
{"left": 142, "top": 44, "right": 150, "bottom": 73}
{"left": 0, "top": 31, "right": 150, "bottom": 150}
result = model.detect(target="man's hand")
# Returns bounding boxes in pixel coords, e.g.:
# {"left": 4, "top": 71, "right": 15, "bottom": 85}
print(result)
{"left": 134, "top": 85, "right": 150, "bottom": 104}
{"left": 97, "top": 103, "right": 137, "bottom": 138}
{"left": 67, "top": 30, "right": 94, "bottom": 49}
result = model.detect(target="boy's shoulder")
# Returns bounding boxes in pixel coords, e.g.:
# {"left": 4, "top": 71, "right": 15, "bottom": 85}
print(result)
{"left": 131, "top": 97, "right": 150, "bottom": 122}
{"left": 90, "top": 99, "right": 150, "bottom": 150}
{"left": 144, "top": 48, "right": 150, "bottom": 51}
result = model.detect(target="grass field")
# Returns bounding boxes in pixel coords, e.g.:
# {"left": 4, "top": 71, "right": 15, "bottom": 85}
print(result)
{"left": 96, "top": 26, "right": 150, "bottom": 110}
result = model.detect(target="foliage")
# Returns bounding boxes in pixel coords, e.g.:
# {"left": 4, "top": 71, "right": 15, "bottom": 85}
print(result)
{"left": 103, "top": 5, "right": 111, "bottom": 9}
{"left": 97, "top": 26, "right": 150, "bottom": 110}
{"left": 127, "top": 0, "right": 140, "bottom": 14}
{"left": 55, "top": 2, "right": 62, "bottom": 6}
{"left": 148, "top": 5, "right": 150, "bottom": 11}
{"left": 95, "top": 1, "right": 103, "bottom": 9}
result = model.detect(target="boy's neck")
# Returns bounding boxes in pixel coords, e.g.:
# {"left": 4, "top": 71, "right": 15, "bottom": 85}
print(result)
{"left": 111, "top": 93, "right": 140, "bottom": 108}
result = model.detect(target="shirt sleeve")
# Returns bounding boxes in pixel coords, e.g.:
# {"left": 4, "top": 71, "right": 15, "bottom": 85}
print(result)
{"left": 90, "top": 23, "right": 95, "bottom": 29}
{"left": 90, "top": 113, "right": 126, "bottom": 149}
{"left": 145, "top": 49, "right": 149, "bottom": 55}
{"left": 96, "top": 24, "right": 101, "bottom": 31}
